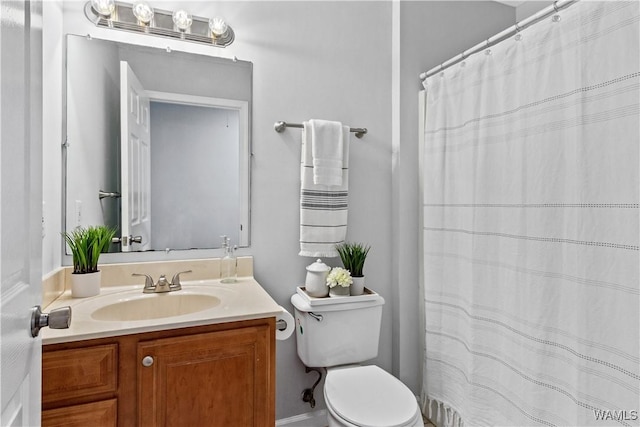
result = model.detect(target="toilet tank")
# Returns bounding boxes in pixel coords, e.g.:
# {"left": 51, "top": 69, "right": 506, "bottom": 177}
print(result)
{"left": 290, "top": 293, "right": 385, "bottom": 368}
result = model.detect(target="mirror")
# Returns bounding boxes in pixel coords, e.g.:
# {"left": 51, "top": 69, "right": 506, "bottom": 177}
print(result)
{"left": 64, "top": 35, "right": 251, "bottom": 254}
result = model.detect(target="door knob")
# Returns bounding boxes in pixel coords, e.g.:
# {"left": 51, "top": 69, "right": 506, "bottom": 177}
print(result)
{"left": 98, "top": 190, "right": 121, "bottom": 199}
{"left": 114, "top": 235, "right": 143, "bottom": 246}
{"left": 30, "top": 305, "right": 72, "bottom": 338}
{"left": 142, "top": 355, "right": 154, "bottom": 367}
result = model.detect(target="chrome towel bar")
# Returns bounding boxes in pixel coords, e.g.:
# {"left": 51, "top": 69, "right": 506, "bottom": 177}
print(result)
{"left": 274, "top": 121, "right": 367, "bottom": 139}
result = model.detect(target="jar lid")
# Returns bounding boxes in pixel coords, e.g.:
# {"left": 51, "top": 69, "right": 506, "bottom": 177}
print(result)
{"left": 306, "top": 258, "right": 330, "bottom": 272}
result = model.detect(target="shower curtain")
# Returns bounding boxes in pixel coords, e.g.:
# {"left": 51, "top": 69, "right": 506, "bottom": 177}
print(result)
{"left": 420, "top": 2, "right": 639, "bottom": 426}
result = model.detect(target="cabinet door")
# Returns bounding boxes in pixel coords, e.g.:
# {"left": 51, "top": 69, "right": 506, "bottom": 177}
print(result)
{"left": 137, "top": 325, "right": 273, "bottom": 427}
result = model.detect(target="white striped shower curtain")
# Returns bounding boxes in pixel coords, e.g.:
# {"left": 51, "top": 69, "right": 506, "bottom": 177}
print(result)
{"left": 420, "top": 2, "right": 639, "bottom": 426}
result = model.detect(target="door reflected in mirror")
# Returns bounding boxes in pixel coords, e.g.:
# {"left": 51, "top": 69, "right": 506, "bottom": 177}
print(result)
{"left": 65, "top": 35, "right": 251, "bottom": 254}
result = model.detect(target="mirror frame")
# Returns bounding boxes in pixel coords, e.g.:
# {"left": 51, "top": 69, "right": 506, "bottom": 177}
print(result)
{"left": 62, "top": 35, "right": 252, "bottom": 265}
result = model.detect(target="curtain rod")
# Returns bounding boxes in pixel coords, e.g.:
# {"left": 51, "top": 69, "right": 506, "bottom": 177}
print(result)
{"left": 419, "top": 0, "right": 578, "bottom": 81}
{"left": 274, "top": 121, "right": 368, "bottom": 139}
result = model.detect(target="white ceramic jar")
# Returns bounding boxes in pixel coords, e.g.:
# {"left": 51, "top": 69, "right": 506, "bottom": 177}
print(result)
{"left": 305, "top": 259, "right": 331, "bottom": 297}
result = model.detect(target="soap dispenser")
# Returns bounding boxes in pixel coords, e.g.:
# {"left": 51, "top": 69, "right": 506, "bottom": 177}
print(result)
{"left": 220, "top": 235, "right": 237, "bottom": 283}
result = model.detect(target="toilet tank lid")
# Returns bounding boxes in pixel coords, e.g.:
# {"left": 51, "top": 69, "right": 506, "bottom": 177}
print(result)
{"left": 290, "top": 293, "right": 384, "bottom": 313}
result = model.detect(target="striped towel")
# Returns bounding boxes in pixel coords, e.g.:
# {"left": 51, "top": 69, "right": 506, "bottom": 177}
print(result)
{"left": 299, "top": 121, "right": 350, "bottom": 258}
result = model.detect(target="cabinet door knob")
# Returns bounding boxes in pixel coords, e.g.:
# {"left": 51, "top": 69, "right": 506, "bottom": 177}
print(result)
{"left": 142, "top": 355, "right": 154, "bottom": 367}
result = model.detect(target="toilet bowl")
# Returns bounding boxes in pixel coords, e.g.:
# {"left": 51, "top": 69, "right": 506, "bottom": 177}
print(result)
{"left": 291, "top": 292, "right": 423, "bottom": 427}
{"left": 324, "top": 365, "right": 423, "bottom": 427}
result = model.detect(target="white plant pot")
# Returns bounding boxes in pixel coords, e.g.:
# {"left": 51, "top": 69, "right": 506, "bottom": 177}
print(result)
{"left": 70, "top": 270, "right": 102, "bottom": 298}
{"left": 351, "top": 276, "right": 365, "bottom": 296}
{"left": 329, "top": 285, "right": 350, "bottom": 297}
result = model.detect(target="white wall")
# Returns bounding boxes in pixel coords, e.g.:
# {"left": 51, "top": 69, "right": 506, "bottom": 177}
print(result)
{"left": 42, "top": 0, "right": 515, "bottom": 420}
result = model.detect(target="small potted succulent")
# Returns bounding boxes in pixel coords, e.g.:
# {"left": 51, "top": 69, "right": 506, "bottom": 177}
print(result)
{"left": 63, "top": 225, "right": 116, "bottom": 297}
{"left": 336, "top": 242, "right": 370, "bottom": 295}
{"left": 326, "top": 267, "right": 353, "bottom": 297}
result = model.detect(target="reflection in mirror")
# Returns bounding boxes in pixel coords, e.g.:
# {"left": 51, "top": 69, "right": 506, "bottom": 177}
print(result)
{"left": 64, "top": 35, "right": 251, "bottom": 255}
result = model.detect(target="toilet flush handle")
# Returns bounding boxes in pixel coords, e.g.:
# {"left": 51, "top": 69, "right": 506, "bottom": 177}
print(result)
{"left": 308, "top": 312, "right": 323, "bottom": 322}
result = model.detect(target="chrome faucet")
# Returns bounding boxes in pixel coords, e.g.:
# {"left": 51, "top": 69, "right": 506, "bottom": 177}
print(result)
{"left": 132, "top": 270, "right": 192, "bottom": 293}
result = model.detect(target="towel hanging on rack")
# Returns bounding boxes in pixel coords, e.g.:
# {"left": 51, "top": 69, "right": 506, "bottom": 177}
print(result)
{"left": 309, "top": 119, "right": 344, "bottom": 186}
{"left": 299, "top": 121, "right": 350, "bottom": 258}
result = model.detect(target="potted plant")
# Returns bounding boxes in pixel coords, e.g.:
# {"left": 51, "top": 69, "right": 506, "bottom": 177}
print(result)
{"left": 63, "top": 225, "right": 116, "bottom": 298}
{"left": 336, "top": 242, "right": 370, "bottom": 296}
{"left": 326, "top": 267, "right": 353, "bottom": 297}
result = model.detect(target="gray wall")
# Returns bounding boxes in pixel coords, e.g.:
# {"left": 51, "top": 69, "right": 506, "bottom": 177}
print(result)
{"left": 44, "top": 0, "right": 515, "bottom": 421}
{"left": 117, "top": 43, "right": 252, "bottom": 103}
{"left": 517, "top": 1, "right": 554, "bottom": 21}
{"left": 65, "top": 36, "right": 120, "bottom": 234}
{"left": 394, "top": 1, "right": 514, "bottom": 392}
{"left": 42, "top": 0, "right": 64, "bottom": 274}
{"left": 150, "top": 103, "right": 240, "bottom": 250}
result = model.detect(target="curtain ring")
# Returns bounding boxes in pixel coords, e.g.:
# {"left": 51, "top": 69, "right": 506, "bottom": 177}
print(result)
{"left": 514, "top": 23, "right": 523, "bottom": 41}
{"left": 484, "top": 40, "right": 492, "bottom": 55}
{"left": 552, "top": 2, "right": 561, "bottom": 22}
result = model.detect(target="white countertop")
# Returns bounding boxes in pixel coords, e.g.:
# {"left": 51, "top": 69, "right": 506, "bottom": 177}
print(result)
{"left": 42, "top": 277, "right": 282, "bottom": 345}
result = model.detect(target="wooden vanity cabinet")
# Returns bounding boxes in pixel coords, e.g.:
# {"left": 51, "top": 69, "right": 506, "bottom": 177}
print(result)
{"left": 42, "top": 318, "right": 275, "bottom": 427}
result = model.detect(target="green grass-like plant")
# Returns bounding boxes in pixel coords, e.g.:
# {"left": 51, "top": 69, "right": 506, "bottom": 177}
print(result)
{"left": 63, "top": 225, "right": 116, "bottom": 274}
{"left": 336, "top": 242, "right": 371, "bottom": 277}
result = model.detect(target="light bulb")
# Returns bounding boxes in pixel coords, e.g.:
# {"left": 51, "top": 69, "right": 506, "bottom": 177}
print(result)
{"left": 209, "top": 17, "right": 228, "bottom": 37}
{"left": 132, "top": 1, "right": 154, "bottom": 24}
{"left": 91, "top": 0, "right": 115, "bottom": 16}
{"left": 172, "top": 9, "right": 192, "bottom": 31}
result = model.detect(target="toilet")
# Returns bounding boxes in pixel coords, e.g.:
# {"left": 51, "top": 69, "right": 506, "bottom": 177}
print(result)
{"left": 291, "top": 292, "right": 423, "bottom": 427}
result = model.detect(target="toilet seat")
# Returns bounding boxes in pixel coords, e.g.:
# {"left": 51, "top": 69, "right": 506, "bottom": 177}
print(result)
{"left": 324, "top": 365, "right": 420, "bottom": 427}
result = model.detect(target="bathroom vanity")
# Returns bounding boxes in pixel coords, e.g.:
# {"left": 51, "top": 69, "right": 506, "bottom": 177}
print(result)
{"left": 42, "top": 318, "right": 273, "bottom": 427}
{"left": 41, "top": 276, "right": 280, "bottom": 427}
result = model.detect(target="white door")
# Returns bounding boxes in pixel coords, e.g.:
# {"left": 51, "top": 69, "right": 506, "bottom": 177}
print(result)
{"left": 120, "top": 61, "right": 151, "bottom": 252}
{"left": 0, "top": 1, "right": 42, "bottom": 425}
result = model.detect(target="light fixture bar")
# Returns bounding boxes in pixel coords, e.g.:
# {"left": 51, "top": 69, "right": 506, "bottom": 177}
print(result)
{"left": 84, "top": 1, "right": 235, "bottom": 48}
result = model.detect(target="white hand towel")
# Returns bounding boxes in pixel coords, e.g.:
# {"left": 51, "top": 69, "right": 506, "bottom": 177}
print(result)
{"left": 309, "top": 119, "right": 344, "bottom": 186}
{"left": 299, "top": 121, "right": 350, "bottom": 258}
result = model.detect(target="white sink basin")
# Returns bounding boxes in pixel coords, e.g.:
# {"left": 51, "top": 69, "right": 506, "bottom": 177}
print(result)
{"left": 41, "top": 279, "right": 283, "bottom": 345}
{"left": 71, "top": 285, "right": 237, "bottom": 323}
{"left": 91, "top": 293, "right": 222, "bottom": 321}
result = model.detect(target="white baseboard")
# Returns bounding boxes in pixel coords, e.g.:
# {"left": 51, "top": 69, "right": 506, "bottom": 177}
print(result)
{"left": 276, "top": 409, "right": 328, "bottom": 427}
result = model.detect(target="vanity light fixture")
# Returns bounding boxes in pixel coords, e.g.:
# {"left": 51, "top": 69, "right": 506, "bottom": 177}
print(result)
{"left": 84, "top": 1, "right": 235, "bottom": 47}
{"left": 90, "top": 0, "right": 115, "bottom": 17}
{"left": 131, "top": 0, "right": 153, "bottom": 25}
{"left": 209, "top": 17, "right": 229, "bottom": 38}
{"left": 172, "top": 9, "right": 192, "bottom": 32}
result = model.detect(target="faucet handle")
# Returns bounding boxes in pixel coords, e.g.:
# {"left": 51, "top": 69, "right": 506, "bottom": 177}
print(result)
{"left": 153, "top": 275, "right": 172, "bottom": 293}
{"left": 132, "top": 273, "right": 155, "bottom": 293}
{"left": 171, "top": 270, "right": 192, "bottom": 290}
